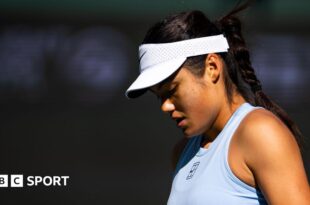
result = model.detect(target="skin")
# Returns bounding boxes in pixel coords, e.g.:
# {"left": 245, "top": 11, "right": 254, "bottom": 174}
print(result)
{"left": 151, "top": 53, "right": 310, "bottom": 205}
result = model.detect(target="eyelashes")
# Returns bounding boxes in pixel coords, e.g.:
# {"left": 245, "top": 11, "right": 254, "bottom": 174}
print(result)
{"left": 167, "top": 86, "right": 177, "bottom": 97}
{"left": 159, "top": 85, "right": 178, "bottom": 102}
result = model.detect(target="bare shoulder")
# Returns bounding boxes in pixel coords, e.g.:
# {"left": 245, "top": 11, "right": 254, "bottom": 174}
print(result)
{"left": 235, "top": 108, "right": 310, "bottom": 204}
{"left": 236, "top": 108, "right": 299, "bottom": 156}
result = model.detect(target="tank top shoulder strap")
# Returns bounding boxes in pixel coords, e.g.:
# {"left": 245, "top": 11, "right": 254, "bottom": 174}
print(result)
{"left": 220, "top": 103, "right": 264, "bottom": 192}
{"left": 221, "top": 102, "right": 263, "bottom": 146}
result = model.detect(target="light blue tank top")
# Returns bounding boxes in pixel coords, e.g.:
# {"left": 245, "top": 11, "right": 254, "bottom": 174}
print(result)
{"left": 167, "top": 103, "right": 268, "bottom": 205}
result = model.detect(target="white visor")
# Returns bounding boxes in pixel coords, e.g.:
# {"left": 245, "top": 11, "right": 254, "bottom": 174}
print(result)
{"left": 125, "top": 34, "right": 229, "bottom": 98}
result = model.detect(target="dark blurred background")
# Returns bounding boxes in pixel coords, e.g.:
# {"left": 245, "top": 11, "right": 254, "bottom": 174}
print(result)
{"left": 0, "top": 0, "right": 309, "bottom": 204}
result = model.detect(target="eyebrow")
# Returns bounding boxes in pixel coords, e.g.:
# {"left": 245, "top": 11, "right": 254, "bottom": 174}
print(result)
{"left": 154, "top": 82, "right": 178, "bottom": 97}
{"left": 156, "top": 68, "right": 181, "bottom": 91}
{"left": 157, "top": 81, "right": 170, "bottom": 92}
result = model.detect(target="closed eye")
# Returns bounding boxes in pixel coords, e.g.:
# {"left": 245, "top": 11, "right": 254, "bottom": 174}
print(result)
{"left": 161, "top": 85, "right": 177, "bottom": 100}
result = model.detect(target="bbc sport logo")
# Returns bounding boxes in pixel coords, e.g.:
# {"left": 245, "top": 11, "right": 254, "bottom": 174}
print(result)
{"left": 0, "top": 175, "right": 69, "bottom": 188}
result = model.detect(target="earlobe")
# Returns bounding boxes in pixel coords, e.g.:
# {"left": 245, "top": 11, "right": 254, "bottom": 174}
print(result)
{"left": 205, "top": 54, "right": 221, "bottom": 83}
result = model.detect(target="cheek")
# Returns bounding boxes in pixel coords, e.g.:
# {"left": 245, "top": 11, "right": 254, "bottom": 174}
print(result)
{"left": 191, "top": 102, "right": 212, "bottom": 123}
{"left": 180, "top": 94, "right": 206, "bottom": 118}
{"left": 183, "top": 92, "right": 216, "bottom": 128}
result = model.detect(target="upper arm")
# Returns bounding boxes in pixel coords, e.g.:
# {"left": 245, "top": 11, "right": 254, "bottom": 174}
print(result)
{"left": 239, "top": 109, "right": 310, "bottom": 205}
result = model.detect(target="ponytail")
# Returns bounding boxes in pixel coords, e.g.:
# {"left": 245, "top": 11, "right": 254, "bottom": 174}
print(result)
{"left": 217, "top": 1, "right": 304, "bottom": 148}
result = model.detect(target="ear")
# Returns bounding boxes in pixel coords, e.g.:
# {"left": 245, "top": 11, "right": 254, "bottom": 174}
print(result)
{"left": 204, "top": 53, "right": 223, "bottom": 84}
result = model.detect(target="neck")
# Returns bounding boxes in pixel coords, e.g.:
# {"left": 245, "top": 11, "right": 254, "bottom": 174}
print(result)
{"left": 202, "top": 93, "right": 246, "bottom": 148}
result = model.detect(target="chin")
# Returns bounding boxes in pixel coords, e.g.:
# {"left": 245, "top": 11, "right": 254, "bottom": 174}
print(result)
{"left": 182, "top": 128, "right": 200, "bottom": 138}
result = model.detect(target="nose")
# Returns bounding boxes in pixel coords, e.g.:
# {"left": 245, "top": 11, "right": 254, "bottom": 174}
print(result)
{"left": 161, "top": 98, "right": 175, "bottom": 113}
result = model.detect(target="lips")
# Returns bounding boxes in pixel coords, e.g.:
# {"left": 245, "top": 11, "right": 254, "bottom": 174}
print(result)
{"left": 176, "top": 117, "right": 186, "bottom": 127}
{"left": 171, "top": 113, "right": 186, "bottom": 127}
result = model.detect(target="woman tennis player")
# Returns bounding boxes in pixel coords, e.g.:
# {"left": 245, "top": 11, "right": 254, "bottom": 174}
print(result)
{"left": 125, "top": 3, "right": 310, "bottom": 205}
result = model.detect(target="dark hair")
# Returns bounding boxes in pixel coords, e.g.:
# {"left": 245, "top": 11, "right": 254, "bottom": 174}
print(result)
{"left": 142, "top": 3, "right": 303, "bottom": 147}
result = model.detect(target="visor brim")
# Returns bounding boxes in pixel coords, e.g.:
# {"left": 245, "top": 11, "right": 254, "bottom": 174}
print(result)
{"left": 125, "top": 57, "right": 186, "bottom": 98}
